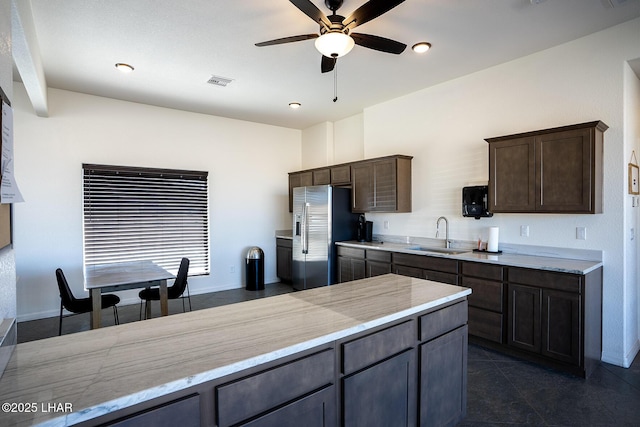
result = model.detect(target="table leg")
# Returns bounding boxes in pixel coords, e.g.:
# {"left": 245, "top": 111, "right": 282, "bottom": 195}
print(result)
{"left": 90, "top": 288, "right": 102, "bottom": 329}
{"left": 160, "top": 281, "right": 169, "bottom": 316}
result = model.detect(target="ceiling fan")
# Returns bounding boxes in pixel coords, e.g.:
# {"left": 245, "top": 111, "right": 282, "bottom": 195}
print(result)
{"left": 255, "top": 0, "right": 407, "bottom": 73}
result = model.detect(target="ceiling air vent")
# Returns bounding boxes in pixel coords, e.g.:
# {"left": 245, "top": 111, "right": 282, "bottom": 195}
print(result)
{"left": 207, "top": 75, "right": 234, "bottom": 87}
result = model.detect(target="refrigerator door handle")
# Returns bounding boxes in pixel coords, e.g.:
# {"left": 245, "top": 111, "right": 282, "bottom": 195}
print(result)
{"left": 302, "top": 202, "right": 310, "bottom": 254}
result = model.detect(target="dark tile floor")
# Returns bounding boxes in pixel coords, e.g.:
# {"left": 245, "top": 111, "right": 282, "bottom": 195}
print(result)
{"left": 16, "top": 284, "right": 640, "bottom": 426}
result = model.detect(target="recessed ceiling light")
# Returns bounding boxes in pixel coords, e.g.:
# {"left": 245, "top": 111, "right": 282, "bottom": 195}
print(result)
{"left": 115, "top": 63, "right": 134, "bottom": 73}
{"left": 289, "top": 102, "right": 302, "bottom": 109}
{"left": 412, "top": 42, "right": 431, "bottom": 54}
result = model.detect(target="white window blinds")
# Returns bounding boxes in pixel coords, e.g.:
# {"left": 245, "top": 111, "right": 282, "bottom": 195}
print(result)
{"left": 82, "top": 164, "right": 209, "bottom": 275}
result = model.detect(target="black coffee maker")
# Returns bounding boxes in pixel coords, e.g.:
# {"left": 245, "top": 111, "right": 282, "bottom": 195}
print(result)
{"left": 356, "top": 214, "right": 373, "bottom": 242}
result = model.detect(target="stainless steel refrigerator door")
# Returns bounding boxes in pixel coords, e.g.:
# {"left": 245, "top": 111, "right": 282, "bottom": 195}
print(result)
{"left": 292, "top": 187, "right": 306, "bottom": 290}
{"left": 292, "top": 185, "right": 331, "bottom": 290}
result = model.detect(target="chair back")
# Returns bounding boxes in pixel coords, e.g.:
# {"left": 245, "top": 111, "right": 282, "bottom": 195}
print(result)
{"left": 168, "top": 258, "right": 190, "bottom": 299}
{"left": 56, "top": 268, "right": 79, "bottom": 311}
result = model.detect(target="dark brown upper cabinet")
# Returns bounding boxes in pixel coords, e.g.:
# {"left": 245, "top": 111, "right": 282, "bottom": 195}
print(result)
{"left": 288, "top": 171, "right": 312, "bottom": 212}
{"left": 486, "top": 121, "right": 607, "bottom": 214}
{"left": 288, "top": 155, "right": 412, "bottom": 213}
{"left": 351, "top": 156, "right": 412, "bottom": 213}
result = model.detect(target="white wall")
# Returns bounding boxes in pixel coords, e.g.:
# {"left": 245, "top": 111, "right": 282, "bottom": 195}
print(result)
{"left": 334, "top": 114, "right": 364, "bottom": 164}
{"left": 13, "top": 86, "right": 301, "bottom": 320}
{"left": 301, "top": 122, "right": 333, "bottom": 169}
{"left": 362, "top": 18, "right": 640, "bottom": 367}
{"left": 624, "top": 61, "right": 640, "bottom": 358}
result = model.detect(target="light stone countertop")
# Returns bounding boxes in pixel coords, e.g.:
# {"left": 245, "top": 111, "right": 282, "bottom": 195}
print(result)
{"left": 0, "top": 274, "right": 470, "bottom": 427}
{"left": 336, "top": 241, "right": 602, "bottom": 275}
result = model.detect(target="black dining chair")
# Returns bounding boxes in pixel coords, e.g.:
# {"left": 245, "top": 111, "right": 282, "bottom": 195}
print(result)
{"left": 56, "top": 268, "right": 120, "bottom": 335}
{"left": 139, "top": 258, "right": 191, "bottom": 319}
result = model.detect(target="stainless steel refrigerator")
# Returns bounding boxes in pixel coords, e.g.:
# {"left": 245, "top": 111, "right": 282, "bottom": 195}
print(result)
{"left": 292, "top": 185, "right": 359, "bottom": 291}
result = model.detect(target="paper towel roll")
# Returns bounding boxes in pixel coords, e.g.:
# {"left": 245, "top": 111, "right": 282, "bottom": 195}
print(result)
{"left": 487, "top": 227, "right": 499, "bottom": 252}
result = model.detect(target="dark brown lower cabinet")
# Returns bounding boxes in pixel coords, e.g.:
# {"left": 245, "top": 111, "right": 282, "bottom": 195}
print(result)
{"left": 337, "top": 252, "right": 366, "bottom": 283}
{"left": 393, "top": 253, "right": 459, "bottom": 285}
{"left": 107, "top": 395, "right": 201, "bottom": 427}
{"left": 343, "top": 350, "right": 416, "bottom": 426}
{"left": 336, "top": 247, "right": 391, "bottom": 282}
{"left": 275, "top": 238, "right": 292, "bottom": 283}
{"left": 508, "top": 284, "right": 542, "bottom": 353}
{"left": 94, "top": 299, "right": 469, "bottom": 427}
{"left": 541, "top": 288, "right": 581, "bottom": 365}
{"left": 240, "top": 387, "right": 335, "bottom": 427}
{"left": 501, "top": 267, "right": 601, "bottom": 378}
{"left": 508, "top": 284, "right": 582, "bottom": 366}
{"left": 366, "top": 250, "right": 392, "bottom": 277}
{"left": 420, "top": 326, "right": 468, "bottom": 427}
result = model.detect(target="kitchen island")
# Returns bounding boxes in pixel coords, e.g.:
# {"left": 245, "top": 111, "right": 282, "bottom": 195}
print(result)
{"left": 0, "top": 274, "right": 470, "bottom": 427}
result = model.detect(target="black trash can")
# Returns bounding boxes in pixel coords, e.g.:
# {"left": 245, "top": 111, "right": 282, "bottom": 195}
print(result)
{"left": 245, "top": 247, "right": 264, "bottom": 291}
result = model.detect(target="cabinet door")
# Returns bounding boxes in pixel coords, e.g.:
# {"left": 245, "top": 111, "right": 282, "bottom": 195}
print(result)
{"left": 488, "top": 137, "right": 536, "bottom": 212}
{"left": 330, "top": 165, "right": 351, "bottom": 185}
{"left": 276, "top": 244, "right": 292, "bottom": 283}
{"left": 289, "top": 172, "right": 313, "bottom": 212}
{"left": 420, "top": 326, "right": 468, "bottom": 427}
{"left": 535, "top": 128, "right": 593, "bottom": 212}
{"left": 338, "top": 257, "right": 366, "bottom": 283}
{"left": 366, "top": 260, "right": 392, "bottom": 277}
{"left": 313, "top": 168, "right": 331, "bottom": 185}
{"left": 351, "top": 162, "right": 373, "bottom": 212}
{"left": 541, "top": 289, "right": 581, "bottom": 365}
{"left": 508, "top": 284, "right": 541, "bottom": 353}
{"left": 343, "top": 349, "right": 416, "bottom": 427}
{"left": 371, "top": 159, "right": 397, "bottom": 212}
{"left": 240, "top": 386, "right": 336, "bottom": 427}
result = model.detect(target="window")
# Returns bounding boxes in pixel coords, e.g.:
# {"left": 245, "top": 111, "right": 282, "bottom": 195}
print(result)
{"left": 82, "top": 164, "right": 209, "bottom": 275}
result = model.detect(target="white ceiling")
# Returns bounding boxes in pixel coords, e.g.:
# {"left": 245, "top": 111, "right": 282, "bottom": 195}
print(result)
{"left": 12, "top": 0, "right": 640, "bottom": 129}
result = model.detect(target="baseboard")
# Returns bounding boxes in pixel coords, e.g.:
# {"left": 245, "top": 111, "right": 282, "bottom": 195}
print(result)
{"left": 602, "top": 339, "right": 640, "bottom": 368}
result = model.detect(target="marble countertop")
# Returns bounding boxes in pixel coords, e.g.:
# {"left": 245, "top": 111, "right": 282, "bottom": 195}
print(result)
{"left": 336, "top": 241, "right": 602, "bottom": 275}
{"left": 0, "top": 274, "right": 469, "bottom": 427}
{"left": 275, "top": 229, "right": 292, "bottom": 239}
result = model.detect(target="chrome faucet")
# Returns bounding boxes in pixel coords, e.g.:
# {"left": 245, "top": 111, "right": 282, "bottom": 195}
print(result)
{"left": 436, "top": 216, "right": 450, "bottom": 248}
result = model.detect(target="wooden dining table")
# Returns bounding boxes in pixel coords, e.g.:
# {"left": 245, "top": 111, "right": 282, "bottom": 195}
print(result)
{"left": 84, "top": 260, "right": 175, "bottom": 329}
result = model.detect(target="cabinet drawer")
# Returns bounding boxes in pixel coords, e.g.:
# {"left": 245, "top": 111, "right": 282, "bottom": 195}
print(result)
{"left": 276, "top": 238, "right": 292, "bottom": 248}
{"left": 509, "top": 267, "right": 581, "bottom": 293}
{"left": 424, "top": 270, "right": 459, "bottom": 285}
{"left": 216, "top": 349, "right": 334, "bottom": 427}
{"left": 462, "top": 262, "right": 503, "bottom": 281}
{"left": 462, "top": 276, "right": 504, "bottom": 312}
{"left": 331, "top": 165, "right": 351, "bottom": 184}
{"left": 393, "top": 253, "right": 458, "bottom": 274}
{"left": 342, "top": 320, "right": 415, "bottom": 375}
{"left": 337, "top": 246, "right": 365, "bottom": 259}
{"left": 240, "top": 386, "right": 335, "bottom": 427}
{"left": 468, "top": 306, "right": 504, "bottom": 343}
{"left": 366, "top": 250, "right": 391, "bottom": 263}
{"left": 420, "top": 301, "right": 468, "bottom": 342}
{"left": 394, "top": 265, "right": 423, "bottom": 278}
{"left": 108, "top": 395, "right": 200, "bottom": 427}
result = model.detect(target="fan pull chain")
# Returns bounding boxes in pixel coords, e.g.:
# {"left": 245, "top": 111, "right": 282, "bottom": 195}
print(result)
{"left": 333, "top": 63, "right": 338, "bottom": 102}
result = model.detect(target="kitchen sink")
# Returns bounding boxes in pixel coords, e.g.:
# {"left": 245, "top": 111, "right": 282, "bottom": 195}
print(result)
{"left": 404, "top": 246, "right": 470, "bottom": 255}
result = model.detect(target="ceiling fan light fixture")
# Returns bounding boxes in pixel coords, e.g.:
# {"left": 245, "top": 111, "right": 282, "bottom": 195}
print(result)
{"left": 115, "top": 63, "right": 134, "bottom": 73}
{"left": 315, "top": 32, "right": 355, "bottom": 58}
{"left": 412, "top": 42, "right": 431, "bottom": 54}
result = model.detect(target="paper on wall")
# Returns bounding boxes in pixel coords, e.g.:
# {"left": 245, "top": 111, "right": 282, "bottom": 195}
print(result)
{"left": 1, "top": 100, "right": 24, "bottom": 203}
